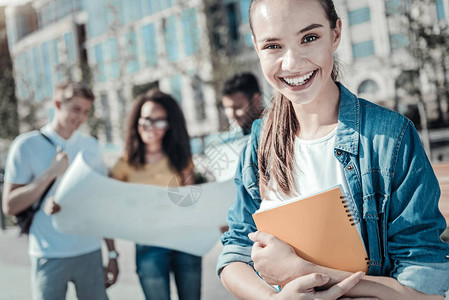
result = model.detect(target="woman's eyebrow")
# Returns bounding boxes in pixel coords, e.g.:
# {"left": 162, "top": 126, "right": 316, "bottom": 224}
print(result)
{"left": 298, "top": 23, "right": 324, "bottom": 34}
{"left": 257, "top": 23, "right": 325, "bottom": 43}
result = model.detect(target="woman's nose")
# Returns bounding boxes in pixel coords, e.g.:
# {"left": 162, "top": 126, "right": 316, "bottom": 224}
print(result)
{"left": 281, "top": 48, "right": 306, "bottom": 72}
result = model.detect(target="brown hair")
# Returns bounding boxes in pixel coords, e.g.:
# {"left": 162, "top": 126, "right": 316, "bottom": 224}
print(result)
{"left": 249, "top": 0, "right": 340, "bottom": 198}
{"left": 53, "top": 82, "right": 95, "bottom": 103}
{"left": 125, "top": 89, "right": 192, "bottom": 172}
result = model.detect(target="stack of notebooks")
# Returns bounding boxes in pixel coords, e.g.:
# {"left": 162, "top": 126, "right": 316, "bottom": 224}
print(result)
{"left": 252, "top": 185, "right": 369, "bottom": 273}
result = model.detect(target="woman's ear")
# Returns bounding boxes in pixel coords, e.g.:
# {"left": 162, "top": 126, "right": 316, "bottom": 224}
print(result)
{"left": 332, "top": 19, "right": 342, "bottom": 52}
{"left": 54, "top": 100, "right": 61, "bottom": 110}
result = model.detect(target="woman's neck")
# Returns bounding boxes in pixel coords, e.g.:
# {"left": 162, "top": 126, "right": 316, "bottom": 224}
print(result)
{"left": 145, "top": 145, "right": 165, "bottom": 164}
{"left": 293, "top": 82, "right": 340, "bottom": 140}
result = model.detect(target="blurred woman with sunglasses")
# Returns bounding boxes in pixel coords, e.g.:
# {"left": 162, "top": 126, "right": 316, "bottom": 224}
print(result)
{"left": 110, "top": 89, "right": 201, "bottom": 300}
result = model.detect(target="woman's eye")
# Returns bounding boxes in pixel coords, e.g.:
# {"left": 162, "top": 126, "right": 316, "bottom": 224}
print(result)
{"left": 302, "top": 35, "right": 318, "bottom": 43}
{"left": 263, "top": 44, "right": 281, "bottom": 50}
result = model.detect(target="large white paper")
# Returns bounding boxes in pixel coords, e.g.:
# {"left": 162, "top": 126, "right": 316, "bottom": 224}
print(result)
{"left": 195, "top": 134, "right": 249, "bottom": 182}
{"left": 52, "top": 153, "right": 236, "bottom": 256}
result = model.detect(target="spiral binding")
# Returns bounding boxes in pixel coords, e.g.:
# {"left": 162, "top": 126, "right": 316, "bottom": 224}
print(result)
{"left": 340, "top": 193, "right": 360, "bottom": 226}
{"left": 340, "top": 193, "right": 370, "bottom": 266}
{"left": 340, "top": 195, "right": 356, "bottom": 226}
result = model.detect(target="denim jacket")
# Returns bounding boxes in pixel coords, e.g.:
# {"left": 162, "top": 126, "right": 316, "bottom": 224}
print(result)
{"left": 217, "top": 83, "right": 449, "bottom": 296}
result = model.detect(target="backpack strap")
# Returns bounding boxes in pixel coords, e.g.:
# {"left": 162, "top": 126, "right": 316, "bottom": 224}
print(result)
{"left": 39, "top": 131, "right": 57, "bottom": 148}
{"left": 33, "top": 131, "right": 58, "bottom": 211}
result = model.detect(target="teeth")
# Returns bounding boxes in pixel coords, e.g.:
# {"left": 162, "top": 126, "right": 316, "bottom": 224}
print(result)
{"left": 283, "top": 71, "right": 315, "bottom": 86}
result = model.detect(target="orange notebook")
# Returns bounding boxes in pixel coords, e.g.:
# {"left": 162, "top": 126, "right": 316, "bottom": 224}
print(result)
{"left": 252, "top": 186, "right": 369, "bottom": 273}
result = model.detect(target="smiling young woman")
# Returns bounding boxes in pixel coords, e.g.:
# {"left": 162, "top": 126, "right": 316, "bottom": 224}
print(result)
{"left": 217, "top": 0, "right": 449, "bottom": 299}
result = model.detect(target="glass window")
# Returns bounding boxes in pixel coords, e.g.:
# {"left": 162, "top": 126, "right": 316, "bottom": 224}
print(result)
{"left": 85, "top": 0, "right": 107, "bottom": 38}
{"left": 436, "top": 0, "right": 446, "bottom": 20}
{"left": 106, "top": 0, "right": 124, "bottom": 28}
{"left": 169, "top": 74, "right": 182, "bottom": 104}
{"left": 142, "top": 0, "right": 153, "bottom": 15}
{"left": 385, "top": 0, "right": 400, "bottom": 15}
{"left": 164, "top": 15, "right": 179, "bottom": 62}
{"left": 64, "top": 31, "right": 76, "bottom": 64}
{"left": 52, "top": 39, "right": 63, "bottom": 82}
{"left": 226, "top": 3, "right": 239, "bottom": 45}
{"left": 125, "top": 31, "right": 140, "bottom": 73}
{"left": 32, "top": 47, "right": 44, "bottom": 101}
{"left": 240, "top": 0, "right": 251, "bottom": 24}
{"left": 123, "top": 0, "right": 142, "bottom": 24}
{"left": 348, "top": 7, "right": 371, "bottom": 26}
{"left": 94, "top": 43, "right": 106, "bottom": 82}
{"left": 352, "top": 40, "right": 375, "bottom": 59}
{"left": 389, "top": 33, "right": 409, "bottom": 51}
{"left": 105, "top": 38, "right": 119, "bottom": 79}
{"left": 140, "top": 23, "right": 158, "bottom": 66}
{"left": 41, "top": 41, "right": 54, "bottom": 98}
{"left": 182, "top": 8, "right": 199, "bottom": 57}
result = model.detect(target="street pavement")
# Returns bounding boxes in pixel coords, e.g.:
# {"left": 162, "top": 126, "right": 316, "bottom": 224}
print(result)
{"left": 1, "top": 226, "right": 448, "bottom": 300}
{"left": 0, "top": 226, "right": 236, "bottom": 300}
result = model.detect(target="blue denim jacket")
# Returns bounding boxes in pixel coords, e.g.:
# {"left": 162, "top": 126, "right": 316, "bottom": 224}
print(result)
{"left": 217, "top": 83, "right": 449, "bottom": 296}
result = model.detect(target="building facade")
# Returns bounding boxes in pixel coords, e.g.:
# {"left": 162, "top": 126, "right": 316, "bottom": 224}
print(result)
{"left": 5, "top": 0, "right": 263, "bottom": 149}
{"left": 5, "top": 0, "right": 449, "bottom": 152}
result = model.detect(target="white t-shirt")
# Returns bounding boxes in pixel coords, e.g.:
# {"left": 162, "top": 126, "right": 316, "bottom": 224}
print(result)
{"left": 260, "top": 127, "right": 361, "bottom": 230}
{"left": 5, "top": 124, "right": 106, "bottom": 258}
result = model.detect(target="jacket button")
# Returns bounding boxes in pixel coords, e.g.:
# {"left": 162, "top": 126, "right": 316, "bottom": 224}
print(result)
{"left": 336, "top": 150, "right": 343, "bottom": 156}
{"left": 347, "top": 164, "right": 354, "bottom": 171}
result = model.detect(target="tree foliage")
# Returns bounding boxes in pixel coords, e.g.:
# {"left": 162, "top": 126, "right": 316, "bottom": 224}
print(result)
{"left": 399, "top": 0, "right": 449, "bottom": 126}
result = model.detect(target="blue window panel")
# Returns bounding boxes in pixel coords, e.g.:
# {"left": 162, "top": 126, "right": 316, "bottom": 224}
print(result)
{"left": 348, "top": 7, "right": 371, "bottom": 26}
{"left": 106, "top": 0, "right": 124, "bottom": 27}
{"left": 41, "top": 41, "right": 54, "bottom": 99}
{"left": 123, "top": 0, "right": 142, "bottom": 24}
{"left": 84, "top": 0, "right": 108, "bottom": 38}
{"left": 164, "top": 15, "right": 179, "bottom": 62}
{"left": 52, "top": 39, "right": 63, "bottom": 82}
{"left": 94, "top": 43, "right": 106, "bottom": 82}
{"left": 105, "top": 38, "right": 119, "bottom": 79}
{"left": 240, "top": 0, "right": 251, "bottom": 24}
{"left": 385, "top": 0, "right": 400, "bottom": 15}
{"left": 244, "top": 32, "right": 253, "bottom": 47}
{"left": 64, "top": 31, "right": 76, "bottom": 64}
{"left": 142, "top": 0, "right": 153, "bottom": 15}
{"left": 169, "top": 75, "right": 182, "bottom": 104}
{"left": 352, "top": 40, "right": 375, "bottom": 58}
{"left": 140, "top": 23, "right": 158, "bottom": 66}
{"left": 126, "top": 31, "right": 141, "bottom": 73}
{"left": 182, "top": 8, "right": 199, "bottom": 57}
{"left": 151, "top": 0, "right": 161, "bottom": 13}
{"left": 32, "top": 47, "right": 44, "bottom": 101}
{"left": 436, "top": 0, "right": 445, "bottom": 20}
{"left": 389, "top": 33, "right": 409, "bottom": 50}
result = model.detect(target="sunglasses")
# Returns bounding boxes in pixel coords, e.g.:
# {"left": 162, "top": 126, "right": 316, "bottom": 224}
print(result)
{"left": 138, "top": 117, "right": 169, "bottom": 130}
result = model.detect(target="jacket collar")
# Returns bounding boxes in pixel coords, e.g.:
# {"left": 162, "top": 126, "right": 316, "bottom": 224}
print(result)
{"left": 335, "top": 83, "right": 360, "bottom": 155}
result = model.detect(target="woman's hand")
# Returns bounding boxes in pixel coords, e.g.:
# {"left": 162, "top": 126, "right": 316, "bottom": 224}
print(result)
{"left": 104, "top": 258, "right": 119, "bottom": 288}
{"left": 249, "top": 231, "right": 314, "bottom": 286}
{"left": 272, "top": 272, "right": 368, "bottom": 300}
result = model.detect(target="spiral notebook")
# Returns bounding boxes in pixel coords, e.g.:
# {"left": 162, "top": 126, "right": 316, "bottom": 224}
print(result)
{"left": 252, "top": 185, "right": 369, "bottom": 273}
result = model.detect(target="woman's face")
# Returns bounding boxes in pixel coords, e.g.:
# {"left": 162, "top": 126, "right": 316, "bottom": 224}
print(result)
{"left": 137, "top": 101, "right": 169, "bottom": 146}
{"left": 251, "top": 0, "right": 341, "bottom": 106}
